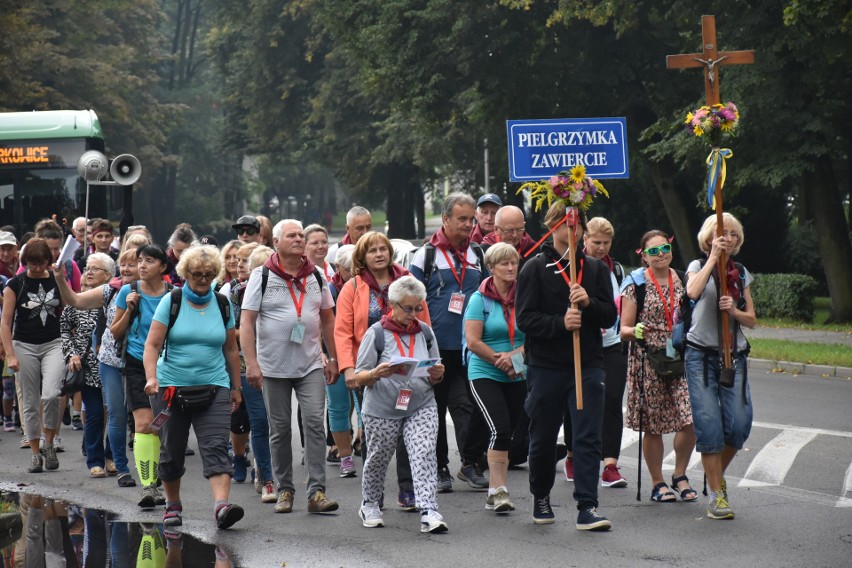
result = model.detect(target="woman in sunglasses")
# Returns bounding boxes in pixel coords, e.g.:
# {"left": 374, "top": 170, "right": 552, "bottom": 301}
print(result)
{"left": 684, "top": 213, "right": 756, "bottom": 520}
{"left": 620, "top": 230, "right": 696, "bottom": 503}
{"left": 351, "top": 275, "right": 446, "bottom": 532}
{"left": 335, "top": 232, "right": 430, "bottom": 500}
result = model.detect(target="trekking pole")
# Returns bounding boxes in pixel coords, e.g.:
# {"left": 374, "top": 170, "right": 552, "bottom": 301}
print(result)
{"left": 636, "top": 346, "right": 646, "bottom": 502}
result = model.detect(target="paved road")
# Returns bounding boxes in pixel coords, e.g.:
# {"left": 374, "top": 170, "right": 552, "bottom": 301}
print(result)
{"left": 1, "top": 368, "right": 850, "bottom": 567}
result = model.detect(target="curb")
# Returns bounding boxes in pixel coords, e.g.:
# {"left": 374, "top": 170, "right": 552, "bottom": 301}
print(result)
{"left": 749, "top": 358, "right": 852, "bottom": 378}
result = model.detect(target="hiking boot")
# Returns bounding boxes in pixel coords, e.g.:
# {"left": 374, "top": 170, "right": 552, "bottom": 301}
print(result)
{"left": 42, "top": 445, "right": 59, "bottom": 471}
{"left": 232, "top": 454, "right": 247, "bottom": 483}
{"left": 153, "top": 486, "right": 166, "bottom": 505}
{"left": 274, "top": 491, "right": 294, "bottom": 514}
{"left": 163, "top": 503, "right": 183, "bottom": 526}
{"left": 486, "top": 487, "right": 515, "bottom": 513}
{"left": 532, "top": 495, "right": 555, "bottom": 525}
{"left": 138, "top": 486, "right": 159, "bottom": 509}
{"left": 437, "top": 466, "right": 454, "bottom": 493}
{"left": 707, "top": 495, "right": 735, "bottom": 520}
{"left": 601, "top": 464, "right": 627, "bottom": 488}
{"left": 339, "top": 456, "right": 356, "bottom": 478}
{"left": 215, "top": 503, "right": 244, "bottom": 530}
{"left": 397, "top": 490, "right": 416, "bottom": 511}
{"left": 420, "top": 510, "right": 448, "bottom": 533}
{"left": 71, "top": 415, "right": 83, "bottom": 431}
{"left": 457, "top": 463, "right": 488, "bottom": 490}
{"left": 576, "top": 507, "right": 612, "bottom": 531}
{"left": 28, "top": 453, "right": 44, "bottom": 473}
{"left": 359, "top": 501, "right": 384, "bottom": 528}
{"left": 261, "top": 481, "right": 277, "bottom": 503}
{"left": 307, "top": 490, "right": 338, "bottom": 513}
{"left": 563, "top": 457, "right": 574, "bottom": 482}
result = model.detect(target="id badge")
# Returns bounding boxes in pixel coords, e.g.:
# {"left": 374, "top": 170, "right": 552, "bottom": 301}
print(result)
{"left": 510, "top": 352, "right": 527, "bottom": 376}
{"left": 448, "top": 292, "right": 465, "bottom": 314}
{"left": 290, "top": 320, "right": 306, "bottom": 344}
{"left": 665, "top": 338, "right": 676, "bottom": 358}
{"left": 148, "top": 408, "right": 170, "bottom": 433}
{"left": 395, "top": 388, "right": 413, "bottom": 411}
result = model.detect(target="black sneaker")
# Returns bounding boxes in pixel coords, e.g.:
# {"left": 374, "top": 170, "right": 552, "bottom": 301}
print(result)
{"left": 576, "top": 506, "right": 612, "bottom": 531}
{"left": 532, "top": 495, "right": 555, "bottom": 525}
{"left": 457, "top": 464, "right": 488, "bottom": 490}
{"left": 437, "top": 466, "right": 454, "bottom": 493}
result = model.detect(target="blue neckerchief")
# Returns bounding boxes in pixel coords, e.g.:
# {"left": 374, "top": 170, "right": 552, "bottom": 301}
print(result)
{"left": 182, "top": 285, "right": 213, "bottom": 305}
{"left": 619, "top": 267, "right": 646, "bottom": 294}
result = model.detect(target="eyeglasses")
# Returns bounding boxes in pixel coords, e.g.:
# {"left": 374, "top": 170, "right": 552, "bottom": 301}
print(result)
{"left": 85, "top": 266, "right": 111, "bottom": 274}
{"left": 188, "top": 271, "right": 217, "bottom": 281}
{"left": 237, "top": 227, "right": 258, "bottom": 236}
{"left": 497, "top": 226, "right": 525, "bottom": 235}
{"left": 643, "top": 244, "right": 672, "bottom": 256}
{"left": 394, "top": 302, "right": 424, "bottom": 314}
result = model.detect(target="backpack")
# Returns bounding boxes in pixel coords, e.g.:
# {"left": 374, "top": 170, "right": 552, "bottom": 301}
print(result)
{"left": 620, "top": 267, "right": 689, "bottom": 353}
{"left": 162, "top": 288, "right": 230, "bottom": 361}
{"left": 461, "top": 295, "right": 494, "bottom": 366}
{"left": 260, "top": 266, "right": 323, "bottom": 297}
{"left": 409, "top": 242, "right": 485, "bottom": 284}
{"left": 117, "top": 280, "right": 174, "bottom": 361}
{"left": 612, "top": 261, "right": 625, "bottom": 287}
{"left": 370, "top": 321, "right": 435, "bottom": 359}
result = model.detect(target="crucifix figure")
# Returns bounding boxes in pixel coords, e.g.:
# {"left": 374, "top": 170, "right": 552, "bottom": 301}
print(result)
{"left": 666, "top": 15, "right": 755, "bottom": 375}
{"left": 666, "top": 15, "right": 754, "bottom": 105}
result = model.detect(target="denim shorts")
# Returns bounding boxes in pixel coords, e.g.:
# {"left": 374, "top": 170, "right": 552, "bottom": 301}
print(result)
{"left": 683, "top": 347, "right": 753, "bottom": 454}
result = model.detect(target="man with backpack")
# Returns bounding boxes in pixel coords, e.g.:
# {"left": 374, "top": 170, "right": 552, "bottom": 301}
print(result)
{"left": 241, "top": 219, "right": 341, "bottom": 515}
{"left": 408, "top": 192, "right": 489, "bottom": 492}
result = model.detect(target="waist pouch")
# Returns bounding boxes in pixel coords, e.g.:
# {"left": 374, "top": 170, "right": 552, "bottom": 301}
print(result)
{"left": 645, "top": 346, "right": 684, "bottom": 380}
{"left": 175, "top": 385, "right": 219, "bottom": 412}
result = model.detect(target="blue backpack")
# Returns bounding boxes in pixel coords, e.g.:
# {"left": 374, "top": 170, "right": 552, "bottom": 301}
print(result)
{"left": 461, "top": 294, "right": 494, "bottom": 366}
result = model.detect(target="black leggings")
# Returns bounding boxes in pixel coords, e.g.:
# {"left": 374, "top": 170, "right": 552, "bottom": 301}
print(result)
{"left": 469, "top": 379, "right": 527, "bottom": 452}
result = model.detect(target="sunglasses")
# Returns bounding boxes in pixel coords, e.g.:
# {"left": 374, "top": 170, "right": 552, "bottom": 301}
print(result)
{"left": 237, "top": 227, "right": 258, "bottom": 236}
{"left": 394, "top": 302, "right": 424, "bottom": 315}
{"left": 643, "top": 244, "right": 672, "bottom": 256}
{"left": 188, "top": 271, "right": 217, "bottom": 281}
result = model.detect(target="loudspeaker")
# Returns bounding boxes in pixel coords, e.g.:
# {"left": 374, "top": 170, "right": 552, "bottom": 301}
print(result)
{"left": 109, "top": 154, "right": 141, "bottom": 186}
{"left": 76, "top": 150, "right": 108, "bottom": 181}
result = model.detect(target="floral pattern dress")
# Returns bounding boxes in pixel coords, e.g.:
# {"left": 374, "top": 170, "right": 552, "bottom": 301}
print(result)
{"left": 623, "top": 269, "right": 692, "bottom": 434}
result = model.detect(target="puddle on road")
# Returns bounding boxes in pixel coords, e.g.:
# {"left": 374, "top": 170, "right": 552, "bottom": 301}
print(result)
{"left": 1, "top": 490, "right": 240, "bottom": 567}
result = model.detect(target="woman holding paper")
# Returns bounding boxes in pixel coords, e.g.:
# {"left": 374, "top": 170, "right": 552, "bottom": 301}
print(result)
{"left": 351, "top": 275, "right": 447, "bottom": 533}
{"left": 463, "top": 242, "right": 526, "bottom": 514}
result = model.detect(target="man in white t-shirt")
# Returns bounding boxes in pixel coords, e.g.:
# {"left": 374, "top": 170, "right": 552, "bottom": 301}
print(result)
{"left": 241, "top": 219, "right": 340, "bottom": 515}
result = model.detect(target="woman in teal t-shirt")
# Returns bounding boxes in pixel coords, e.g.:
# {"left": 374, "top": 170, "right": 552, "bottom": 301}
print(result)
{"left": 463, "top": 242, "right": 526, "bottom": 514}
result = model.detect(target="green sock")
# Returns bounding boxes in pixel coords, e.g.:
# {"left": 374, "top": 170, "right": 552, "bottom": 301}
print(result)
{"left": 134, "top": 433, "right": 161, "bottom": 486}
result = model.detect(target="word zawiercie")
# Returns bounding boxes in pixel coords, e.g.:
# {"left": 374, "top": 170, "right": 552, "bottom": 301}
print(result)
{"left": 531, "top": 152, "right": 608, "bottom": 169}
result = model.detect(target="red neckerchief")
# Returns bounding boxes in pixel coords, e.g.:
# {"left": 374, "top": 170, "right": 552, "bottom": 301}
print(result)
{"left": 263, "top": 254, "right": 315, "bottom": 292}
{"left": 0, "top": 259, "right": 16, "bottom": 279}
{"left": 331, "top": 271, "right": 346, "bottom": 292}
{"left": 482, "top": 231, "right": 536, "bottom": 256}
{"left": 583, "top": 249, "right": 614, "bottom": 273}
{"left": 429, "top": 227, "right": 471, "bottom": 266}
{"left": 341, "top": 233, "right": 353, "bottom": 245}
{"left": 470, "top": 223, "right": 489, "bottom": 244}
{"left": 360, "top": 264, "right": 409, "bottom": 315}
{"left": 726, "top": 259, "right": 741, "bottom": 303}
{"left": 108, "top": 276, "right": 123, "bottom": 291}
{"left": 478, "top": 276, "right": 518, "bottom": 346}
{"left": 380, "top": 313, "right": 422, "bottom": 335}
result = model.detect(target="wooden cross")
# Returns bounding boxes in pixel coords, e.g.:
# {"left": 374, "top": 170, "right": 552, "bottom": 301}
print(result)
{"left": 666, "top": 15, "right": 754, "bottom": 105}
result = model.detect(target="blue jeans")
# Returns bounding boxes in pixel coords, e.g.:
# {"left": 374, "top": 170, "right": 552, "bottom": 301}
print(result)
{"left": 241, "top": 374, "right": 272, "bottom": 483}
{"left": 526, "top": 364, "right": 605, "bottom": 510}
{"left": 326, "top": 373, "right": 352, "bottom": 433}
{"left": 81, "top": 384, "right": 109, "bottom": 469}
{"left": 684, "top": 347, "right": 753, "bottom": 453}
{"left": 100, "top": 362, "right": 130, "bottom": 475}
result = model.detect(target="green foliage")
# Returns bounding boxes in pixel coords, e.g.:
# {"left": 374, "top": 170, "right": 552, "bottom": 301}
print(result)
{"left": 751, "top": 273, "right": 818, "bottom": 322}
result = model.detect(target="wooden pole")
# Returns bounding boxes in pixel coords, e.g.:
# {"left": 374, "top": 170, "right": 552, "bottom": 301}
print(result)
{"left": 714, "top": 178, "right": 733, "bottom": 368}
{"left": 567, "top": 210, "right": 583, "bottom": 410}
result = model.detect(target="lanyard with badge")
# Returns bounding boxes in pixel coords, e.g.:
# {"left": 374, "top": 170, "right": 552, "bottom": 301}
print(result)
{"left": 647, "top": 269, "right": 678, "bottom": 358}
{"left": 505, "top": 304, "right": 527, "bottom": 377}
{"left": 287, "top": 277, "right": 308, "bottom": 344}
{"left": 391, "top": 332, "right": 415, "bottom": 410}
{"left": 439, "top": 247, "right": 468, "bottom": 314}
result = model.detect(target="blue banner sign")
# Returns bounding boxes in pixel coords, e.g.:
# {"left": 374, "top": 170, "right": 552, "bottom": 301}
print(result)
{"left": 506, "top": 117, "right": 629, "bottom": 181}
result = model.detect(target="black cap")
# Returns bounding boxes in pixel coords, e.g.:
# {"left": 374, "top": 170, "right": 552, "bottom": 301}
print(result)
{"left": 199, "top": 235, "right": 219, "bottom": 247}
{"left": 232, "top": 215, "right": 260, "bottom": 232}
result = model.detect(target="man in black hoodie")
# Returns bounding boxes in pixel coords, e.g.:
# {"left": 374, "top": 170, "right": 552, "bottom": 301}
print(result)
{"left": 516, "top": 203, "right": 617, "bottom": 531}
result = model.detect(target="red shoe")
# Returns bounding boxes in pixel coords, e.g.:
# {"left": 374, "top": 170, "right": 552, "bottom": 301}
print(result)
{"left": 563, "top": 457, "right": 574, "bottom": 482}
{"left": 601, "top": 464, "right": 628, "bottom": 488}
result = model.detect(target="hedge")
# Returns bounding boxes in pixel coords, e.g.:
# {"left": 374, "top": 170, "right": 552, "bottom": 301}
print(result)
{"left": 750, "top": 273, "right": 818, "bottom": 322}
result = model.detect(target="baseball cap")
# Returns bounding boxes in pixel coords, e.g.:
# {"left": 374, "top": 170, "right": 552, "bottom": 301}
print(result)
{"left": 199, "top": 235, "right": 219, "bottom": 247}
{"left": 232, "top": 215, "right": 260, "bottom": 231}
{"left": 476, "top": 193, "right": 503, "bottom": 208}
{"left": 0, "top": 231, "right": 16, "bottom": 246}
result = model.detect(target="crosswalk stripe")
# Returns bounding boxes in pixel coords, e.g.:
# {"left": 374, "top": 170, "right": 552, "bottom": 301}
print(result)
{"left": 739, "top": 429, "right": 818, "bottom": 487}
{"left": 837, "top": 462, "right": 852, "bottom": 508}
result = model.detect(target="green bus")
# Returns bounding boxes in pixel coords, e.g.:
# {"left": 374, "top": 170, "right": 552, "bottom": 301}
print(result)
{"left": 0, "top": 109, "right": 131, "bottom": 235}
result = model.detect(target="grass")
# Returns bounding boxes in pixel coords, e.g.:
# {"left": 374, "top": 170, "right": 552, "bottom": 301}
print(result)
{"left": 759, "top": 297, "right": 852, "bottom": 332}
{"left": 748, "top": 338, "right": 852, "bottom": 368}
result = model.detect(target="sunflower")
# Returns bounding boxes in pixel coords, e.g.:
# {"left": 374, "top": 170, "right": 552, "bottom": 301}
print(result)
{"left": 568, "top": 165, "right": 586, "bottom": 184}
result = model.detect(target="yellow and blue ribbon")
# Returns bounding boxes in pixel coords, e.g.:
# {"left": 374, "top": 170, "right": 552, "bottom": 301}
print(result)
{"left": 705, "top": 147, "right": 732, "bottom": 209}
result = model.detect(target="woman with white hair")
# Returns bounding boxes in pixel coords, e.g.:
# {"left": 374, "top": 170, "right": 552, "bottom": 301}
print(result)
{"left": 351, "top": 275, "right": 447, "bottom": 533}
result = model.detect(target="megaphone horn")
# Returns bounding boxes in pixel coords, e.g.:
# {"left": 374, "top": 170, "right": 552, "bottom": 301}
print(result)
{"left": 109, "top": 154, "right": 141, "bottom": 186}
{"left": 77, "top": 150, "right": 108, "bottom": 181}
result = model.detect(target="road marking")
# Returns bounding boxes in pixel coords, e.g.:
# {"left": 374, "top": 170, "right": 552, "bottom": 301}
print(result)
{"left": 837, "top": 462, "right": 852, "bottom": 508}
{"left": 752, "top": 420, "right": 852, "bottom": 439}
{"left": 739, "top": 429, "right": 818, "bottom": 487}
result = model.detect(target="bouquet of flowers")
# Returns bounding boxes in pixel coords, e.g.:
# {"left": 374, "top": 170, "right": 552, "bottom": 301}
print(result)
{"left": 518, "top": 165, "right": 608, "bottom": 212}
{"left": 685, "top": 102, "right": 739, "bottom": 146}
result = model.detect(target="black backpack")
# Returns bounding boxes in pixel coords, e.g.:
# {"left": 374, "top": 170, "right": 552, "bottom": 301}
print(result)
{"left": 162, "top": 288, "right": 230, "bottom": 361}
{"left": 369, "top": 321, "right": 435, "bottom": 358}
{"left": 260, "top": 266, "right": 323, "bottom": 297}
{"left": 409, "top": 242, "right": 485, "bottom": 283}
{"left": 117, "top": 280, "right": 174, "bottom": 361}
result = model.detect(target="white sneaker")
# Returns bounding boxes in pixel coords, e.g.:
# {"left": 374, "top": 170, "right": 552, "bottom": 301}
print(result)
{"left": 359, "top": 501, "right": 384, "bottom": 528}
{"left": 420, "top": 510, "right": 448, "bottom": 533}
{"left": 53, "top": 435, "right": 64, "bottom": 453}
{"left": 261, "top": 481, "right": 277, "bottom": 504}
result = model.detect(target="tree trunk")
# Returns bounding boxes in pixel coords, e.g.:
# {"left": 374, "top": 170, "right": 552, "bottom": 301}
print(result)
{"left": 647, "top": 160, "right": 699, "bottom": 267}
{"left": 384, "top": 162, "right": 418, "bottom": 238}
{"left": 811, "top": 156, "right": 852, "bottom": 323}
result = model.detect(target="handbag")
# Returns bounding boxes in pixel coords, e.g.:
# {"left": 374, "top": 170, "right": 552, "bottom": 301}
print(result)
{"left": 60, "top": 366, "right": 86, "bottom": 395}
{"left": 175, "top": 385, "right": 219, "bottom": 412}
{"left": 645, "top": 346, "right": 684, "bottom": 380}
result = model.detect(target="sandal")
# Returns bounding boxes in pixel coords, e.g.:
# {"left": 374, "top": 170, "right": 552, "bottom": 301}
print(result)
{"left": 650, "top": 481, "right": 677, "bottom": 502}
{"left": 672, "top": 475, "right": 698, "bottom": 502}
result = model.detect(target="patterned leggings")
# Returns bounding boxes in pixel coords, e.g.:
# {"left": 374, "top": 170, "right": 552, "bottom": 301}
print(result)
{"left": 361, "top": 404, "right": 439, "bottom": 512}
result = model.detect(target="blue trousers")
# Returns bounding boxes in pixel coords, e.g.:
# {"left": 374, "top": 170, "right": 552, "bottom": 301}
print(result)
{"left": 100, "top": 363, "right": 130, "bottom": 475}
{"left": 242, "top": 374, "right": 273, "bottom": 483}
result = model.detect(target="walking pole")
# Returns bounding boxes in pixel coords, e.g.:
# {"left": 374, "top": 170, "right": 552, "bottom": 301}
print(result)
{"left": 636, "top": 347, "right": 646, "bottom": 502}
